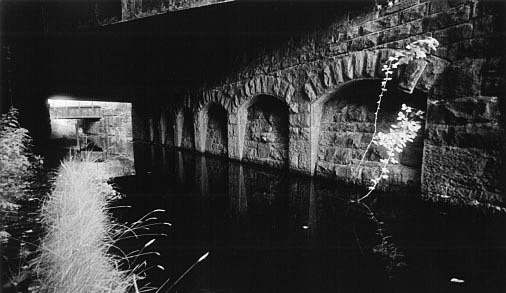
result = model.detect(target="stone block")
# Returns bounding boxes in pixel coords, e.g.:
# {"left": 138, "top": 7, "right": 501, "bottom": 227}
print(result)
{"left": 342, "top": 55, "right": 354, "bottom": 80}
{"left": 244, "top": 146, "right": 257, "bottom": 159}
{"left": 304, "top": 81, "right": 318, "bottom": 102}
{"left": 379, "top": 20, "right": 423, "bottom": 44}
{"left": 431, "top": 58, "right": 485, "bottom": 98}
{"left": 332, "top": 147, "right": 353, "bottom": 164}
{"left": 350, "top": 34, "right": 379, "bottom": 51}
{"left": 329, "top": 41, "right": 349, "bottom": 54}
{"left": 400, "top": 3, "right": 428, "bottom": 24}
{"left": 361, "top": 14, "right": 399, "bottom": 35}
{"left": 398, "top": 58, "right": 428, "bottom": 94}
{"left": 429, "top": 0, "right": 471, "bottom": 15}
{"left": 447, "top": 37, "right": 505, "bottom": 61}
{"left": 364, "top": 50, "right": 379, "bottom": 77}
{"left": 269, "top": 148, "right": 287, "bottom": 162}
{"left": 330, "top": 58, "right": 345, "bottom": 83}
{"left": 384, "top": 0, "right": 418, "bottom": 15}
{"left": 427, "top": 96, "right": 500, "bottom": 125}
{"left": 433, "top": 23, "right": 473, "bottom": 46}
{"left": 425, "top": 122, "right": 504, "bottom": 148}
{"left": 422, "top": 144, "right": 504, "bottom": 204}
{"left": 415, "top": 55, "right": 449, "bottom": 92}
{"left": 422, "top": 4, "right": 471, "bottom": 31}
{"left": 352, "top": 51, "right": 366, "bottom": 78}
{"left": 323, "top": 65, "right": 334, "bottom": 88}
{"left": 290, "top": 151, "right": 299, "bottom": 168}
{"left": 298, "top": 153, "right": 310, "bottom": 170}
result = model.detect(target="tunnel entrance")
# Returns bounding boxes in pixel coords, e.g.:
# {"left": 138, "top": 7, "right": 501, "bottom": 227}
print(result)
{"left": 48, "top": 98, "right": 135, "bottom": 175}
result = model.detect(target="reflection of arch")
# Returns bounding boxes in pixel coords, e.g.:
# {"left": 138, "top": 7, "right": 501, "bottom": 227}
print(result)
{"left": 311, "top": 79, "right": 427, "bottom": 186}
{"left": 237, "top": 94, "right": 289, "bottom": 167}
{"left": 176, "top": 107, "right": 195, "bottom": 149}
{"left": 197, "top": 103, "right": 228, "bottom": 156}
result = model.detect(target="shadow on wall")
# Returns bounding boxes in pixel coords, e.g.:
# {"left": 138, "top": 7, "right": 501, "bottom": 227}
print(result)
{"left": 315, "top": 79, "right": 427, "bottom": 187}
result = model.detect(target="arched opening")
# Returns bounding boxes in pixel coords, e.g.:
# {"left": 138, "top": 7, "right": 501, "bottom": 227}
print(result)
{"left": 149, "top": 112, "right": 161, "bottom": 144}
{"left": 240, "top": 94, "right": 289, "bottom": 168}
{"left": 315, "top": 79, "right": 426, "bottom": 186}
{"left": 160, "top": 110, "right": 175, "bottom": 146}
{"left": 205, "top": 103, "right": 228, "bottom": 156}
{"left": 181, "top": 107, "right": 195, "bottom": 149}
{"left": 47, "top": 98, "right": 135, "bottom": 174}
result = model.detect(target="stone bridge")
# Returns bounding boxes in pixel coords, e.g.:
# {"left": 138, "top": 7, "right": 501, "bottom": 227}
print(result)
{"left": 50, "top": 106, "right": 102, "bottom": 120}
{"left": 2, "top": 0, "right": 505, "bottom": 208}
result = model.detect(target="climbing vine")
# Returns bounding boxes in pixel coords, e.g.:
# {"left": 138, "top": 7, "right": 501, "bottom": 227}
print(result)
{"left": 355, "top": 37, "right": 439, "bottom": 202}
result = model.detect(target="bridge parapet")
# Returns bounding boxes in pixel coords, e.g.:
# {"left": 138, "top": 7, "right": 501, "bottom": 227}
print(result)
{"left": 50, "top": 106, "right": 102, "bottom": 120}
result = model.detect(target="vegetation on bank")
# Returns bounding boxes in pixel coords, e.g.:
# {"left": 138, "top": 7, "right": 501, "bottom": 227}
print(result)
{"left": 33, "top": 160, "right": 139, "bottom": 293}
{"left": 0, "top": 107, "right": 43, "bottom": 242}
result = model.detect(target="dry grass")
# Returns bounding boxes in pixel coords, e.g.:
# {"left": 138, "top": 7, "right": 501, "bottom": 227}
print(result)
{"left": 33, "top": 160, "right": 135, "bottom": 293}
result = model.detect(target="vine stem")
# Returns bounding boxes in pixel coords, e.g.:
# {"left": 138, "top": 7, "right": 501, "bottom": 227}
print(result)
{"left": 356, "top": 159, "right": 389, "bottom": 202}
{"left": 356, "top": 58, "right": 395, "bottom": 190}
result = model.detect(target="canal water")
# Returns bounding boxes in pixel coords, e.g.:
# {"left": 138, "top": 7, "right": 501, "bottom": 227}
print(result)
{"left": 111, "top": 146, "right": 505, "bottom": 293}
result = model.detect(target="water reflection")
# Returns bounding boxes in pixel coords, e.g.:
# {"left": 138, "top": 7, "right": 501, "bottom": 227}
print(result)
{"left": 112, "top": 145, "right": 506, "bottom": 293}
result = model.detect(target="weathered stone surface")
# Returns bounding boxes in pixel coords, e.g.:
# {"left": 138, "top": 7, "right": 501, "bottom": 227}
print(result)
{"left": 400, "top": 3, "right": 428, "bottom": 24}
{"left": 426, "top": 123, "right": 504, "bottom": 149}
{"left": 398, "top": 58, "right": 428, "bottom": 93}
{"left": 415, "top": 55, "right": 449, "bottom": 92}
{"left": 350, "top": 34, "right": 379, "bottom": 51}
{"left": 146, "top": 0, "right": 505, "bottom": 206}
{"left": 329, "top": 41, "right": 349, "bottom": 54}
{"left": 422, "top": 4, "right": 471, "bottom": 31}
{"left": 361, "top": 14, "right": 399, "bottom": 35}
{"left": 205, "top": 104, "right": 228, "bottom": 156}
{"left": 304, "top": 82, "right": 318, "bottom": 102}
{"left": 422, "top": 145, "right": 504, "bottom": 205}
{"left": 342, "top": 55, "right": 354, "bottom": 80}
{"left": 427, "top": 96, "right": 500, "bottom": 124}
{"left": 384, "top": 0, "right": 418, "bottom": 15}
{"left": 431, "top": 58, "right": 485, "bottom": 98}
{"left": 379, "top": 20, "right": 423, "bottom": 44}
{"left": 429, "top": 0, "right": 470, "bottom": 15}
{"left": 433, "top": 23, "right": 473, "bottom": 45}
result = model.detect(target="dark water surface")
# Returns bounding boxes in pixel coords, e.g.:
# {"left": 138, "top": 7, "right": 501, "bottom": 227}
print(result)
{"left": 111, "top": 147, "right": 505, "bottom": 293}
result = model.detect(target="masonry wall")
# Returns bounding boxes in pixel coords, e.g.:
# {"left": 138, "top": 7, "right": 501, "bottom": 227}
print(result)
{"left": 133, "top": 0, "right": 505, "bottom": 207}
{"left": 121, "top": 0, "right": 229, "bottom": 21}
{"left": 316, "top": 80, "right": 426, "bottom": 186}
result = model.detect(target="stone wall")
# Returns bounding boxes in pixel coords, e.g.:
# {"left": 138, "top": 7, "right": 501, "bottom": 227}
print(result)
{"left": 133, "top": 0, "right": 505, "bottom": 207}
{"left": 49, "top": 102, "right": 134, "bottom": 158}
{"left": 121, "top": 0, "right": 230, "bottom": 21}
{"left": 181, "top": 108, "right": 195, "bottom": 149}
{"left": 205, "top": 103, "right": 228, "bottom": 156}
{"left": 242, "top": 95, "right": 289, "bottom": 167}
{"left": 316, "top": 79, "right": 426, "bottom": 187}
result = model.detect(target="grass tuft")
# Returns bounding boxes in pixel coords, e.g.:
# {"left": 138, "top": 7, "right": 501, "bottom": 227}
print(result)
{"left": 33, "top": 160, "right": 136, "bottom": 293}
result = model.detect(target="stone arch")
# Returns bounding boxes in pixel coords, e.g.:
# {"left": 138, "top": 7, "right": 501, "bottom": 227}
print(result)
{"left": 311, "top": 79, "right": 427, "bottom": 186}
{"left": 196, "top": 102, "right": 228, "bottom": 156}
{"left": 237, "top": 94, "right": 289, "bottom": 168}
{"left": 160, "top": 108, "right": 175, "bottom": 146}
{"left": 226, "top": 76, "right": 296, "bottom": 114}
{"left": 151, "top": 110, "right": 162, "bottom": 144}
{"left": 175, "top": 107, "right": 195, "bottom": 149}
